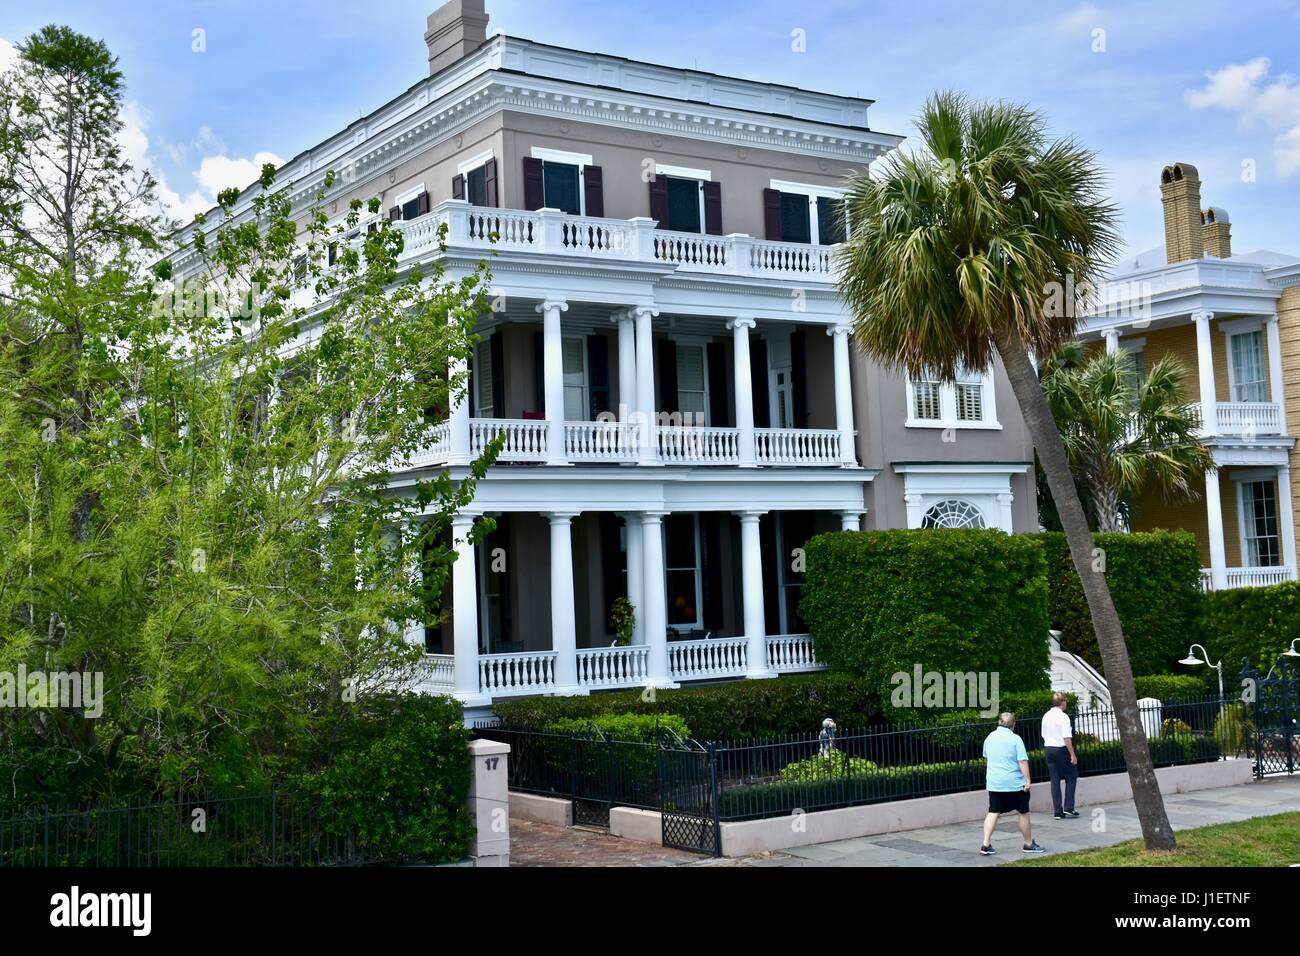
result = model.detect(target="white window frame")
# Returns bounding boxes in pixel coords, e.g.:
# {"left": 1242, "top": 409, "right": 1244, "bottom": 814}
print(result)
{"left": 673, "top": 339, "right": 711, "bottom": 426}
{"left": 769, "top": 179, "right": 846, "bottom": 246}
{"left": 473, "top": 339, "right": 495, "bottom": 419}
{"left": 904, "top": 368, "right": 1000, "bottom": 430}
{"left": 665, "top": 513, "right": 704, "bottom": 633}
{"left": 562, "top": 335, "right": 590, "bottom": 422}
{"left": 457, "top": 149, "right": 495, "bottom": 208}
{"left": 657, "top": 164, "right": 711, "bottom": 234}
{"left": 531, "top": 147, "right": 594, "bottom": 215}
{"left": 1233, "top": 471, "right": 1282, "bottom": 568}
{"left": 1222, "top": 321, "right": 1268, "bottom": 403}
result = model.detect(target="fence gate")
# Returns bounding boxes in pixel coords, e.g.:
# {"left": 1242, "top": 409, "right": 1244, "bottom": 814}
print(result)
{"left": 1243, "top": 656, "right": 1298, "bottom": 778}
{"left": 657, "top": 739, "right": 720, "bottom": 856}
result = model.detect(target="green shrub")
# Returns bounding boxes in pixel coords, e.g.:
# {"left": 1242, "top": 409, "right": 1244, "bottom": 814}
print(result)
{"left": 1037, "top": 530, "right": 1203, "bottom": 676}
{"left": 1213, "top": 702, "right": 1253, "bottom": 758}
{"left": 780, "top": 751, "right": 876, "bottom": 781}
{"left": 1133, "top": 674, "right": 1209, "bottom": 702}
{"left": 493, "top": 673, "right": 878, "bottom": 739}
{"left": 799, "top": 529, "right": 1050, "bottom": 713}
{"left": 543, "top": 713, "right": 690, "bottom": 742}
{"left": 1001, "top": 689, "right": 1079, "bottom": 719}
{"left": 301, "top": 694, "right": 473, "bottom": 865}
{"left": 1161, "top": 718, "right": 1193, "bottom": 737}
{"left": 1203, "top": 581, "right": 1300, "bottom": 678}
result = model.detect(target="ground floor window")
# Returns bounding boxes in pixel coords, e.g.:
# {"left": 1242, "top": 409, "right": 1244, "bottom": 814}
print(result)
{"left": 922, "top": 499, "right": 986, "bottom": 529}
{"left": 665, "top": 513, "right": 701, "bottom": 628}
{"left": 774, "top": 512, "right": 815, "bottom": 634}
{"left": 1241, "top": 480, "right": 1281, "bottom": 567}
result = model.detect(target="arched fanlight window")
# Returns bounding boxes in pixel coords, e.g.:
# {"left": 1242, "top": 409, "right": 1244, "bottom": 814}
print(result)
{"left": 921, "top": 499, "right": 985, "bottom": 529}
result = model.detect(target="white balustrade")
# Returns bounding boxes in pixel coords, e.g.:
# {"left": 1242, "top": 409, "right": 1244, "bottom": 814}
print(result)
{"left": 668, "top": 636, "right": 749, "bottom": 681}
{"left": 565, "top": 420, "right": 640, "bottom": 461}
{"left": 657, "top": 425, "right": 740, "bottom": 464}
{"left": 478, "top": 651, "right": 558, "bottom": 696}
{"left": 576, "top": 645, "right": 649, "bottom": 689}
{"left": 766, "top": 634, "right": 827, "bottom": 673}
{"left": 754, "top": 427, "right": 841, "bottom": 465}
{"left": 464, "top": 208, "right": 538, "bottom": 249}
{"left": 1215, "top": 402, "right": 1282, "bottom": 437}
{"left": 653, "top": 231, "right": 730, "bottom": 268}
{"left": 469, "top": 418, "right": 549, "bottom": 461}
{"left": 413, "top": 654, "right": 456, "bottom": 692}
{"left": 1201, "top": 566, "right": 1296, "bottom": 590}
{"left": 749, "top": 239, "right": 835, "bottom": 277}
{"left": 558, "top": 217, "right": 635, "bottom": 256}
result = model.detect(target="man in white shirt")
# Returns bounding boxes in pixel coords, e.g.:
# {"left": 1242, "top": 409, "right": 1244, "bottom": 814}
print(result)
{"left": 1042, "top": 693, "right": 1079, "bottom": 820}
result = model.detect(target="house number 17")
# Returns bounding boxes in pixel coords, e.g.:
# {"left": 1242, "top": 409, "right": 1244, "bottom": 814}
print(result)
{"left": 484, "top": 756, "right": 500, "bottom": 771}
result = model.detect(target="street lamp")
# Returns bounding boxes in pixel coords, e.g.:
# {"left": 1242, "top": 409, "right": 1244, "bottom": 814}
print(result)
{"left": 1283, "top": 639, "right": 1300, "bottom": 659}
{"left": 1180, "top": 643, "right": 1226, "bottom": 746}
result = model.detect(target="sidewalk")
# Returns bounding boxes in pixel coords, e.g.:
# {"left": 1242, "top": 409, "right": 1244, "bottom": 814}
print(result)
{"left": 708, "top": 775, "right": 1300, "bottom": 867}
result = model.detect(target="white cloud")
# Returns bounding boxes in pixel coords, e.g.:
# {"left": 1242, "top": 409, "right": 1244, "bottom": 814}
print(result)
{"left": 1186, "top": 57, "right": 1300, "bottom": 177}
{"left": 1058, "top": 2, "right": 1105, "bottom": 33}
{"left": 0, "top": 35, "right": 16, "bottom": 75}
{"left": 195, "top": 152, "right": 284, "bottom": 198}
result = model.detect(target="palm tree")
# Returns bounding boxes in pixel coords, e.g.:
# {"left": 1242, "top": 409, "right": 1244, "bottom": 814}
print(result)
{"left": 1042, "top": 341, "right": 1213, "bottom": 532}
{"left": 839, "top": 91, "right": 1177, "bottom": 849}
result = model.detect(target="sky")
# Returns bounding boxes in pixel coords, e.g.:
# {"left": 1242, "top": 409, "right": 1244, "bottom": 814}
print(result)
{"left": 2, "top": 0, "right": 1299, "bottom": 258}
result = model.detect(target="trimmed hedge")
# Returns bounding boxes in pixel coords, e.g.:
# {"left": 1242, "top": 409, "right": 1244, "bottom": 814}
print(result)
{"left": 1203, "top": 581, "right": 1300, "bottom": 677}
{"left": 1037, "top": 530, "right": 1203, "bottom": 676}
{"left": 1132, "top": 674, "right": 1209, "bottom": 702}
{"left": 799, "top": 529, "right": 1050, "bottom": 710}
{"left": 544, "top": 713, "right": 691, "bottom": 742}
{"left": 492, "top": 673, "right": 878, "bottom": 740}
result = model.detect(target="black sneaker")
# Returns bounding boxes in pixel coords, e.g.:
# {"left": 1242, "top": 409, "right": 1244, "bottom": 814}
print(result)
{"left": 1063, "top": 810, "right": 1080, "bottom": 819}
{"left": 979, "top": 844, "right": 997, "bottom": 856}
{"left": 1052, "top": 813, "right": 1065, "bottom": 820}
{"left": 1022, "top": 841, "right": 1046, "bottom": 854}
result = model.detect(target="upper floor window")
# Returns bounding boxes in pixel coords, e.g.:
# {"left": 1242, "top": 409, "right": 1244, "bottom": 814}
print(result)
{"left": 906, "top": 366, "right": 998, "bottom": 429}
{"left": 523, "top": 148, "right": 603, "bottom": 217}
{"left": 390, "top": 185, "right": 430, "bottom": 222}
{"left": 675, "top": 344, "right": 708, "bottom": 422}
{"left": 1228, "top": 329, "right": 1267, "bottom": 403}
{"left": 453, "top": 151, "right": 498, "bottom": 208}
{"left": 764, "top": 181, "right": 845, "bottom": 245}
{"left": 1240, "top": 479, "right": 1281, "bottom": 567}
{"left": 649, "top": 164, "right": 721, "bottom": 235}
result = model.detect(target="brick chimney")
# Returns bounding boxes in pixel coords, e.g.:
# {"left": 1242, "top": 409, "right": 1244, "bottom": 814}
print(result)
{"left": 425, "top": 0, "right": 489, "bottom": 77}
{"left": 1201, "top": 206, "right": 1232, "bottom": 259}
{"left": 1159, "top": 162, "right": 1203, "bottom": 264}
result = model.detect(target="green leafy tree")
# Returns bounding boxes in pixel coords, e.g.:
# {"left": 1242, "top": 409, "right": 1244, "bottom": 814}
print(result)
{"left": 839, "top": 92, "right": 1176, "bottom": 849}
{"left": 1041, "top": 341, "right": 1212, "bottom": 532}
{"left": 0, "top": 26, "right": 496, "bottom": 804}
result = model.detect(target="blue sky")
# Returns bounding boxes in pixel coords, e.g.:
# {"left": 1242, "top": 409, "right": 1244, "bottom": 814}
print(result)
{"left": 3, "top": 0, "right": 1298, "bottom": 257}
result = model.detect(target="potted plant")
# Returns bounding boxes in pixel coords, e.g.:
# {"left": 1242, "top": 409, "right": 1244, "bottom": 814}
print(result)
{"left": 609, "top": 596, "right": 635, "bottom": 647}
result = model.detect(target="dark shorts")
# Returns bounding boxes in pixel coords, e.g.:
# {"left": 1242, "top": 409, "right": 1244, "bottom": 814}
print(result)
{"left": 988, "top": 789, "right": 1031, "bottom": 815}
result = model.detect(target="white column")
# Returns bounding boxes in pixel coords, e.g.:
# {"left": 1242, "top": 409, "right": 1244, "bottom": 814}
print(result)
{"left": 451, "top": 512, "right": 484, "bottom": 701}
{"left": 448, "top": 351, "right": 471, "bottom": 465}
{"left": 997, "top": 492, "right": 1016, "bottom": 533}
{"left": 640, "top": 512, "right": 674, "bottom": 685}
{"left": 1267, "top": 314, "right": 1287, "bottom": 433}
{"left": 633, "top": 306, "right": 660, "bottom": 465}
{"left": 838, "top": 511, "right": 863, "bottom": 532}
{"left": 738, "top": 511, "right": 775, "bottom": 678}
{"left": 829, "top": 323, "right": 857, "bottom": 465}
{"left": 537, "top": 300, "right": 570, "bottom": 465}
{"left": 616, "top": 311, "right": 637, "bottom": 420}
{"left": 904, "top": 492, "right": 925, "bottom": 529}
{"left": 1204, "top": 469, "right": 1228, "bottom": 590}
{"left": 623, "top": 513, "right": 644, "bottom": 645}
{"left": 1194, "top": 310, "right": 1218, "bottom": 436}
{"left": 1103, "top": 328, "right": 1120, "bottom": 354}
{"left": 730, "top": 316, "right": 758, "bottom": 467}
{"left": 1279, "top": 465, "right": 1297, "bottom": 572}
{"left": 547, "top": 512, "right": 581, "bottom": 693}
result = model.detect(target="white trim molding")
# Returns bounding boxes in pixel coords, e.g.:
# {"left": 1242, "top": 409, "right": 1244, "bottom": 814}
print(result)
{"left": 893, "top": 462, "right": 1031, "bottom": 533}
{"left": 657, "top": 163, "right": 712, "bottom": 182}
{"left": 530, "top": 146, "right": 595, "bottom": 167}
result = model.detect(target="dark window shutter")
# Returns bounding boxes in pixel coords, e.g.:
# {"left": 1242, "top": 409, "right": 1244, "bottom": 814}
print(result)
{"left": 700, "top": 513, "right": 725, "bottom": 630}
{"left": 706, "top": 341, "right": 729, "bottom": 426}
{"left": 496, "top": 514, "right": 513, "bottom": 643}
{"left": 389, "top": 205, "right": 401, "bottom": 221}
{"left": 587, "top": 334, "right": 611, "bottom": 418}
{"left": 760, "top": 515, "right": 780, "bottom": 635}
{"left": 583, "top": 165, "right": 605, "bottom": 218}
{"left": 790, "top": 329, "right": 810, "bottom": 427}
{"left": 452, "top": 174, "right": 465, "bottom": 201}
{"left": 762, "top": 188, "right": 783, "bottom": 240}
{"left": 532, "top": 330, "right": 545, "bottom": 412}
{"left": 703, "top": 181, "right": 723, "bottom": 235}
{"left": 750, "top": 338, "right": 771, "bottom": 427}
{"left": 490, "top": 331, "right": 505, "bottom": 417}
{"left": 649, "top": 174, "right": 670, "bottom": 230}
{"left": 417, "top": 191, "right": 431, "bottom": 216}
{"left": 523, "top": 156, "right": 545, "bottom": 211}
{"left": 483, "top": 157, "right": 498, "bottom": 208}
{"left": 657, "top": 339, "right": 678, "bottom": 417}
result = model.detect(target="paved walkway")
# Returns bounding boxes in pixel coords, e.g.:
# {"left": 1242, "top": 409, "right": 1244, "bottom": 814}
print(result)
{"left": 714, "top": 776, "right": 1300, "bottom": 867}
{"left": 510, "top": 818, "right": 698, "bottom": 866}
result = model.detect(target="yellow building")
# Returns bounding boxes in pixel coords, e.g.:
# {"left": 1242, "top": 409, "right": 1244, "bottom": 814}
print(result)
{"left": 1083, "top": 162, "right": 1298, "bottom": 591}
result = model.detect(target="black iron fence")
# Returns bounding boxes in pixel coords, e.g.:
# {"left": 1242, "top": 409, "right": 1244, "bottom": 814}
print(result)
{"left": 485, "top": 696, "right": 1229, "bottom": 828}
{"left": 0, "top": 790, "right": 388, "bottom": 867}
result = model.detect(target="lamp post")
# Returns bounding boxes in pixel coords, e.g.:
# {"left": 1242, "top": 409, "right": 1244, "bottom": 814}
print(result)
{"left": 1180, "top": 643, "right": 1225, "bottom": 748}
{"left": 1283, "top": 639, "right": 1300, "bottom": 659}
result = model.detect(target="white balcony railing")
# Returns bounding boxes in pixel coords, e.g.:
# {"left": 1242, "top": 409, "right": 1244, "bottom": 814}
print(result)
{"left": 469, "top": 418, "right": 548, "bottom": 461}
{"left": 1201, "top": 566, "right": 1296, "bottom": 591}
{"left": 755, "top": 427, "right": 841, "bottom": 465}
{"left": 565, "top": 420, "right": 640, "bottom": 462}
{"left": 478, "top": 650, "right": 557, "bottom": 696}
{"left": 413, "top": 654, "right": 456, "bottom": 693}
{"left": 1213, "top": 401, "right": 1283, "bottom": 438}
{"left": 766, "top": 634, "right": 827, "bottom": 673}
{"left": 669, "top": 636, "right": 749, "bottom": 681}
{"left": 657, "top": 425, "right": 740, "bottom": 464}
{"left": 576, "top": 645, "right": 650, "bottom": 689}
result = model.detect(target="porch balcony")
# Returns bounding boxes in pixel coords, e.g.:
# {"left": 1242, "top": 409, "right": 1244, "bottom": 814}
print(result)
{"left": 1199, "top": 565, "right": 1297, "bottom": 591}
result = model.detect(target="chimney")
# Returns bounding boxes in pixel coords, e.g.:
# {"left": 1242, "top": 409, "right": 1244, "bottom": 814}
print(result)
{"left": 425, "top": 0, "right": 489, "bottom": 77}
{"left": 1159, "top": 162, "right": 1203, "bottom": 264}
{"left": 1201, "top": 207, "right": 1232, "bottom": 259}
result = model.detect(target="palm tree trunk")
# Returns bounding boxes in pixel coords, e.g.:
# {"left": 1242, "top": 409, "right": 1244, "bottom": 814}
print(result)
{"left": 994, "top": 325, "right": 1176, "bottom": 850}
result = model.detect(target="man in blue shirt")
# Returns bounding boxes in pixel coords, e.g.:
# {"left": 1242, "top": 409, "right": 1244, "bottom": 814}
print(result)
{"left": 980, "top": 713, "right": 1045, "bottom": 855}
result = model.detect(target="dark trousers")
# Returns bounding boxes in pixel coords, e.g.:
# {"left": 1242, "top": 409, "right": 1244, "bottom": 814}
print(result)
{"left": 1045, "top": 746, "right": 1077, "bottom": 814}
